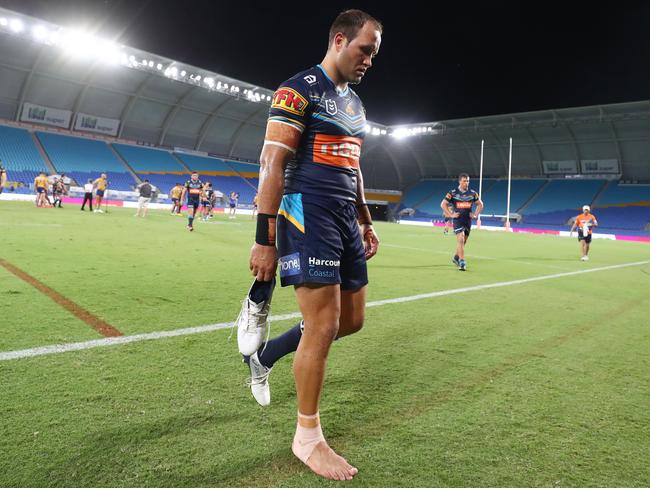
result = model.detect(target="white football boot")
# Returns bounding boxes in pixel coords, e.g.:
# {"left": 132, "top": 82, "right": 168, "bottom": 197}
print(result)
{"left": 247, "top": 351, "right": 271, "bottom": 406}
{"left": 236, "top": 278, "right": 275, "bottom": 356}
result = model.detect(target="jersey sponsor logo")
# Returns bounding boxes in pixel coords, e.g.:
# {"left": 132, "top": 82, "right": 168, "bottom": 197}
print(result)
{"left": 304, "top": 75, "right": 317, "bottom": 84}
{"left": 312, "top": 134, "right": 362, "bottom": 169}
{"left": 308, "top": 256, "right": 340, "bottom": 267}
{"left": 272, "top": 88, "right": 308, "bottom": 116}
{"left": 456, "top": 201, "right": 473, "bottom": 209}
{"left": 325, "top": 99, "right": 338, "bottom": 115}
{"left": 345, "top": 103, "right": 356, "bottom": 116}
{"left": 279, "top": 252, "right": 301, "bottom": 277}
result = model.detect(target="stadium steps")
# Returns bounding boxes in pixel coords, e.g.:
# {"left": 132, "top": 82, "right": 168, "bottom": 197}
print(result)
{"left": 108, "top": 144, "right": 142, "bottom": 185}
{"left": 224, "top": 160, "right": 258, "bottom": 191}
{"left": 591, "top": 179, "right": 615, "bottom": 208}
{"left": 517, "top": 179, "right": 551, "bottom": 214}
{"left": 30, "top": 131, "right": 57, "bottom": 176}
{"left": 171, "top": 152, "right": 192, "bottom": 173}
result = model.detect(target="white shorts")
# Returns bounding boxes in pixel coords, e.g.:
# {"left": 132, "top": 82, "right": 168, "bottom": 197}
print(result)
{"left": 138, "top": 197, "right": 151, "bottom": 208}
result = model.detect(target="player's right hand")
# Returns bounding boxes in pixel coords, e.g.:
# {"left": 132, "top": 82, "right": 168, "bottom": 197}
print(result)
{"left": 451, "top": 212, "right": 460, "bottom": 218}
{"left": 249, "top": 243, "right": 278, "bottom": 282}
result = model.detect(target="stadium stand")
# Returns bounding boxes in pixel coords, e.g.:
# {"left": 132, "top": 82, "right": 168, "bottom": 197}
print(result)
{"left": 481, "top": 179, "right": 548, "bottom": 215}
{"left": 36, "top": 132, "right": 137, "bottom": 191}
{"left": 112, "top": 143, "right": 185, "bottom": 173}
{"left": 173, "top": 153, "right": 258, "bottom": 203}
{"left": 173, "top": 153, "right": 232, "bottom": 172}
{"left": 0, "top": 125, "right": 49, "bottom": 194}
{"left": 522, "top": 179, "right": 606, "bottom": 226}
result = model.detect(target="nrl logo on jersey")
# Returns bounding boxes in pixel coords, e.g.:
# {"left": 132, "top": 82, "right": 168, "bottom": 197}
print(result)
{"left": 324, "top": 99, "right": 338, "bottom": 115}
{"left": 303, "top": 75, "right": 317, "bottom": 84}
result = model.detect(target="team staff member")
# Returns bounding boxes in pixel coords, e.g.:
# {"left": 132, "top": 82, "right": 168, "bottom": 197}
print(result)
{"left": 243, "top": 9, "right": 381, "bottom": 481}
{"left": 134, "top": 179, "right": 154, "bottom": 218}
{"left": 570, "top": 205, "right": 598, "bottom": 261}
{"left": 170, "top": 183, "right": 183, "bottom": 215}
{"left": 93, "top": 173, "right": 108, "bottom": 213}
{"left": 440, "top": 173, "right": 483, "bottom": 271}
{"left": 80, "top": 179, "right": 94, "bottom": 211}
{"left": 34, "top": 172, "right": 49, "bottom": 207}
{"left": 181, "top": 172, "right": 203, "bottom": 231}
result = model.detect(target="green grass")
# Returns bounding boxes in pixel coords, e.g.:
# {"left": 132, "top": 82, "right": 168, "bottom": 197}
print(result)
{"left": 1, "top": 201, "right": 649, "bottom": 487}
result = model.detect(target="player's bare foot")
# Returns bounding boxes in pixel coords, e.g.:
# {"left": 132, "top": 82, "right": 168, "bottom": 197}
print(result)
{"left": 293, "top": 440, "right": 358, "bottom": 481}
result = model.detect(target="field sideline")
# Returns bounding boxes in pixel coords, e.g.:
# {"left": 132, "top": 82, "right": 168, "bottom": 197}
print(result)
{"left": 1, "top": 201, "right": 649, "bottom": 487}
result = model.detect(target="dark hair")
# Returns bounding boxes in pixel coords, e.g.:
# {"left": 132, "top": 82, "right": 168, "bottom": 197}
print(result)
{"left": 191, "top": 171, "right": 198, "bottom": 175}
{"left": 328, "top": 9, "right": 382, "bottom": 46}
{"left": 458, "top": 173, "right": 470, "bottom": 181}
{"left": 144, "top": 179, "right": 149, "bottom": 182}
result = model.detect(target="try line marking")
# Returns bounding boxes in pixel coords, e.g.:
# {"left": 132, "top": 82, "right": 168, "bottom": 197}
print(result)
{"left": 1, "top": 260, "right": 648, "bottom": 362}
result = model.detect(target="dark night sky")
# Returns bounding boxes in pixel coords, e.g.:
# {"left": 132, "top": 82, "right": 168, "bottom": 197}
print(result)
{"left": 2, "top": 0, "right": 650, "bottom": 125}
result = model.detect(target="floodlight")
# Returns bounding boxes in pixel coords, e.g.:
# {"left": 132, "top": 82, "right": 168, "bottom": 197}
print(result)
{"left": 180, "top": 70, "right": 186, "bottom": 76}
{"left": 156, "top": 63, "right": 162, "bottom": 70}
{"left": 0, "top": 18, "right": 8, "bottom": 27}
{"left": 9, "top": 18, "right": 24, "bottom": 33}
{"left": 32, "top": 25, "right": 48, "bottom": 41}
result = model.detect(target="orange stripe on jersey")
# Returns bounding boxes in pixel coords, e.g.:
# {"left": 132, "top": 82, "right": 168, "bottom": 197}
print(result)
{"left": 312, "top": 134, "right": 362, "bottom": 169}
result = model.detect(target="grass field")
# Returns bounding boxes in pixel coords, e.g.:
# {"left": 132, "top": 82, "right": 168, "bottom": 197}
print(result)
{"left": 1, "top": 201, "right": 649, "bottom": 487}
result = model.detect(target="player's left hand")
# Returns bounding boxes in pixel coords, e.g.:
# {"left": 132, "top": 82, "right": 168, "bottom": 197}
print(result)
{"left": 361, "top": 224, "right": 379, "bottom": 260}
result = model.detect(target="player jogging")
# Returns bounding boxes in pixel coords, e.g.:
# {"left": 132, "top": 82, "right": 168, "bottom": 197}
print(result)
{"left": 570, "top": 205, "right": 598, "bottom": 261}
{"left": 441, "top": 173, "right": 483, "bottom": 271}
{"left": 181, "top": 172, "right": 203, "bottom": 231}
{"left": 238, "top": 9, "right": 381, "bottom": 481}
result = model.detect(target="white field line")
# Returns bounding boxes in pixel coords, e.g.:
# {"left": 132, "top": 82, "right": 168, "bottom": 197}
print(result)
{"left": 1, "top": 260, "right": 648, "bottom": 362}
{"left": 382, "top": 243, "right": 571, "bottom": 271}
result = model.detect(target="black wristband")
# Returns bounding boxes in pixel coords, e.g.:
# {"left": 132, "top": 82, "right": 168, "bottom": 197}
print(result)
{"left": 255, "top": 213, "right": 276, "bottom": 246}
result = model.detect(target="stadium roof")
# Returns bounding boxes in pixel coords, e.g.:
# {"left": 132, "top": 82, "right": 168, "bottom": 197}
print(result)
{"left": 1, "top": 6, "right": 649, "bottom": 189}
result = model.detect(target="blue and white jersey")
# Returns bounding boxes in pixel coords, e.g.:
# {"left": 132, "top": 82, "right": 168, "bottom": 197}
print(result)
{"left": 268, "top": 65, "right": 367, "bottom": 201}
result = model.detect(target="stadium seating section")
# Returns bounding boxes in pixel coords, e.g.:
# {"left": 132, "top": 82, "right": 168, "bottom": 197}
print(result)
{"left": 0, "top": 125, "right": 49, "bottom": 193}
{"left": 1, "top": 122, "right": 648, "bottom": 229}
{"left": 113, "top": 143, "right": 185, "bottom": 172}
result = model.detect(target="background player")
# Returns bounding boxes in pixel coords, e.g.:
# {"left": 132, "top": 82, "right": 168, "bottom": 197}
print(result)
{"left": 181, "top": 172, "right": 203, "bottom": 231}
{"left": 251, "top": 191, "right": 258, "bottom": 219}
{"left": 244, "top": 9, "right": 381, "bottom": 481}
{"left": 170, "top": 183, "right": 183, "bottom": 215}
{"left": 440, "top": 173, "right": 483, "bottom": 271}
{"left": 0, "top": 161, "right": 6, "bottom": 196}
{"left": 34, "top": 172, "right": 49, "bottom": 207}
{"left": 200, "top": 182, "right": 214, "bottom": 221}
{"left": 228, "top": 191, "right": 239, "bottom": 218}
{"left": 570, "top": 205, "right": 598, "bottom": 261}
{"left": 93, "top": 173, "right": 108, "bottom": 213}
